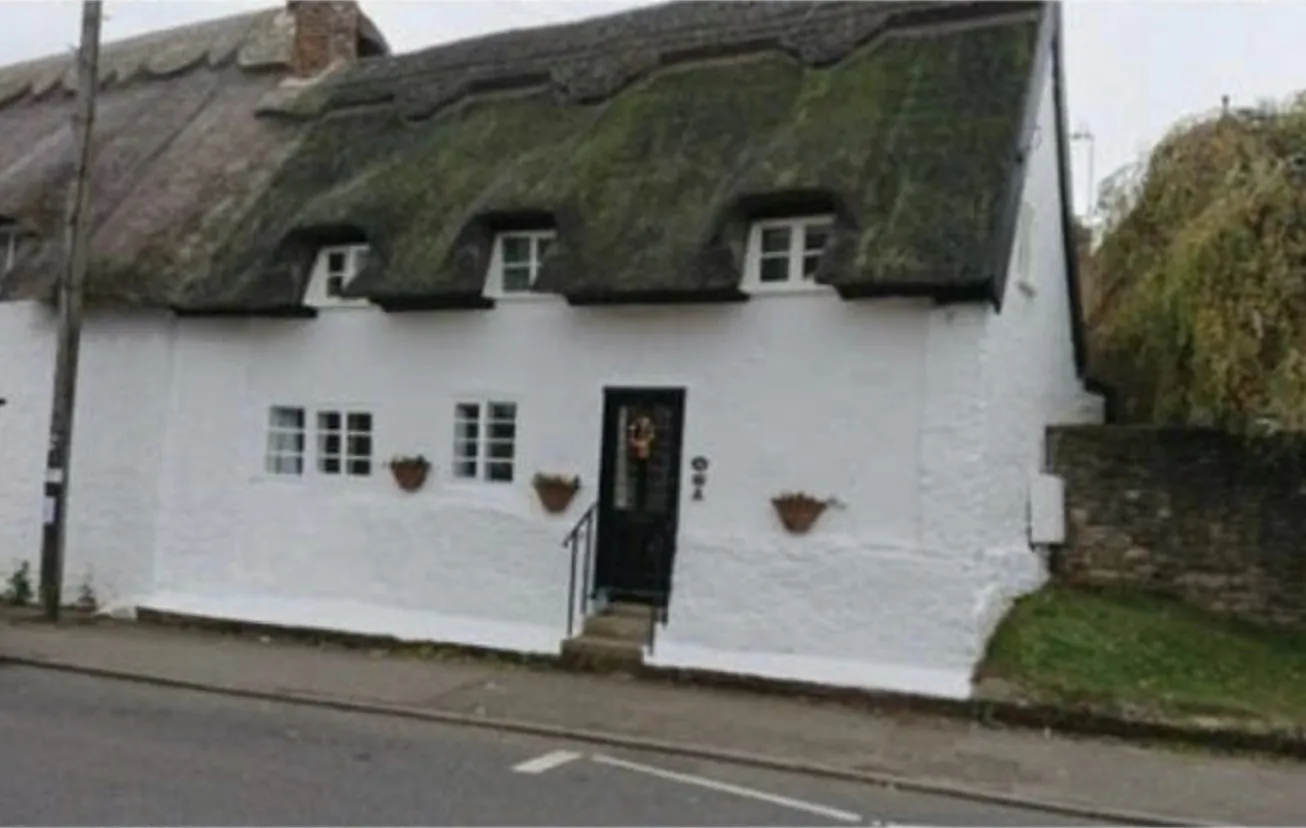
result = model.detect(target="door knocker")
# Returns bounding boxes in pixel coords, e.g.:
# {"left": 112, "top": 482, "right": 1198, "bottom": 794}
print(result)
{"left": 627, "top": 414, "right": 656, "bottom": 461}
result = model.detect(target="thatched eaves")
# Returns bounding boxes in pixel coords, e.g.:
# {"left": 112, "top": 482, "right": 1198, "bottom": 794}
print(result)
{"left": 0, "top": 3, "right": 388, "bottom": 308}
{"left": 183, "top": 1, "right": 1050, "bottom": 311}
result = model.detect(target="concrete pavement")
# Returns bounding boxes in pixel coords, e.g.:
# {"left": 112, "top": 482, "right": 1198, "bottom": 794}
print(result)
{"left": 2, "top": 617, "right": 1305, "bottom": 825}
{"left": 0, "top": 667, "right": 1092, "bottom": 827}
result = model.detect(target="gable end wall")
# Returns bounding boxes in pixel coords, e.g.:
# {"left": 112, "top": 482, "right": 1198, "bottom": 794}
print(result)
{"left": 917, "top": 43, "right": 1103, "bottom": 673}
{"left": 0, "top": 301, "right": 174, "bottom": 610}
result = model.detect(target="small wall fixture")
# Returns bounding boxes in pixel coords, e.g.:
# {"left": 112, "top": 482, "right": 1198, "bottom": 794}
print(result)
{"left": 690, "top": 455, "right": 709, "bottom": 500}
{"left": 771, "top": 491, "right": 843, "bottom": 534}
{"left": 533, "top": 472, "right": 581, "bottom": 514}
{"left": 389, "top": 455, "right": 431, "bottom": 492}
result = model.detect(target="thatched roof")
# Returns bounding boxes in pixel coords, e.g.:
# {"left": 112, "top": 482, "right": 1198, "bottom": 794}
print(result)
{"left": 182, "top": 0, "right": 1060, "bottom": 312}
{"left": 0, "top": 3, "right": 386, "bottom": 305}
{"left": 0, "top": 0, "right": 1080, "bottom": 324}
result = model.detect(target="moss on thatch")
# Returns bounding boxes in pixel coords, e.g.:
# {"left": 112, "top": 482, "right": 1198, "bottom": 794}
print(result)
{"left": 185, "top": 5, "right": 1039, "bottom": 309}
{"left": 1090, "top": 97, "right": 1306, "bottom": 431}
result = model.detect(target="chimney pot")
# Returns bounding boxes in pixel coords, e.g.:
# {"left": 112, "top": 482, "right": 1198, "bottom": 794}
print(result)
{"left": 288, "top": 1, "right": 360, "bottom": 78}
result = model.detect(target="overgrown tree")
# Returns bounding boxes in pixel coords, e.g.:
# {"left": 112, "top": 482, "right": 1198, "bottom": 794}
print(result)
{"left": 1070, "top": 214, "right": 1097, "bottom": 319}
{"left": 1088, "top": 95, "right": 1306, "bottom": 432}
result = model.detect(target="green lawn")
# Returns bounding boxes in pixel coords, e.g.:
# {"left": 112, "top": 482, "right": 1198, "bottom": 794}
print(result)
{"left": 980, "top": 586, "right": 1306, "bottom": 724}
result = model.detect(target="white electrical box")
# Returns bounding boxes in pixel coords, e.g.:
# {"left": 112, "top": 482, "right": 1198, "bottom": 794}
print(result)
{"left": 1028, "top": 472, "right": 1066, "bottom": 545}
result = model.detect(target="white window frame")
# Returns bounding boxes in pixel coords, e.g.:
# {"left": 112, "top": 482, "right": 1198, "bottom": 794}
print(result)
{"left": 265, "top": 405, "right": 307, "bottom": 476}
{"left": 452, "top": 400, "right": 518, "bottom": 483}
{"left": 315, "top": 408, "right": 374, "bottom": 477}
{"left": 305, "top": 243, "right": 371, "bottom": 308}
{"left": 742, "top": 215, "right": 835, "bottom": 292}
{"left": 1014, "top": 201, "right": 1036, "bottom": 296}
{"left": 484, "top": 230, "right": 555, "bottom": 298}
{"left": 263, "top": 404, "right": 374, "bottom": 478}
{"left": 0, "top": 221, "right": 17, "bottom": 275}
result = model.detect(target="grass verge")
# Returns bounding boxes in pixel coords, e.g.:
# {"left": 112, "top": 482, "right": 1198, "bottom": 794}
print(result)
{"left": 979, "top": 585, "right": 1306, "bottom": 725}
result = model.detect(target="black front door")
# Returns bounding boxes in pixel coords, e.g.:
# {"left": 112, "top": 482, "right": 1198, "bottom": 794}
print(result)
{"left": 593, "top": 387, "right": 686, "bottom": 607}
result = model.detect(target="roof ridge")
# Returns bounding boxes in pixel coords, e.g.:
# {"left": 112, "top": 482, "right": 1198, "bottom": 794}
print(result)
{"left": 320, "top": 0, "right": 1032, "bottom": 118}
{"left": 332, "top": 1, "right": 849, "bottom": 90}
{"left": 335, "top": 1, "right": 1019, "bottom": 91}
{"left": 0, "top": 6, "right": 279, "bottom": 75}
{"left": 0, "top": 6, "right": 289, "bottom": 111}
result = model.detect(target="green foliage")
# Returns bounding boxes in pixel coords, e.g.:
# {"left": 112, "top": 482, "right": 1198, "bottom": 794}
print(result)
{"left": 3, "top": 560, "right": 33, "bottom": 606}
{"left": 1091, "top": 96, "right": 1306, "bottom": 432}
{"left": 76, "top": 574, "right": 97, "bottom": 612}
{"left": 983, "top": 586, "right": 1306, "bottom": 723}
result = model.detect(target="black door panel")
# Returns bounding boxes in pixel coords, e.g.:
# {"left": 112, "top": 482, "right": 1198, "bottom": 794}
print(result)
{"left": 593, "top": 388, "right": 685, "bottom": 606}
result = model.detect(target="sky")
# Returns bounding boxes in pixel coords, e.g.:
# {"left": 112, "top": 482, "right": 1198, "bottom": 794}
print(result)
{"left": 2, "top": 0, "right": 1305, "bottom": 218}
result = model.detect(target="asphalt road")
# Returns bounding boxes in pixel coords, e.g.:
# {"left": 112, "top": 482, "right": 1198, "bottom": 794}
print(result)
{"left": 0, "top": 665, "right": 1101, "bottom": 827}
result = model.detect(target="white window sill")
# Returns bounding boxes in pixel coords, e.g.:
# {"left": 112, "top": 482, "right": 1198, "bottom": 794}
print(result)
{"left": 254, "top": 473, "right": 302, "bottom": 484}
{"left": 485, "top": 291, "right": 558, "bottom": 303}
{"left": 444, "top": 477, "right": 521, "bottom": 505}
{"left": 743, "top": 281, "right": 833, "bottom": 297}
{"left": 253, "top": 470, "right": 379, "bottom": 485}
{"left": 446, "top": 476, "right": 518, "bottom": 489}
{"left": 308, "top": 300, "right": 373, "bottom": 311}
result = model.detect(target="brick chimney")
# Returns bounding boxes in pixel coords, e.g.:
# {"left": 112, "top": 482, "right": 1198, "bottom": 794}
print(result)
{"left": 287, "top": 1, "right": 361, "bottom": 78}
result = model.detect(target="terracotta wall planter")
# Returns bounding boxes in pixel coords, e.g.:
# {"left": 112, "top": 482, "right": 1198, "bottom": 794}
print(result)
{"left": 771, "top": 492, "right": 838, "bottom": 534}
{"left": 533, "top": 473, "right": 581, "bottom": 514}
{"left": 389, "top": 456, "right": 430, "bottom": 492}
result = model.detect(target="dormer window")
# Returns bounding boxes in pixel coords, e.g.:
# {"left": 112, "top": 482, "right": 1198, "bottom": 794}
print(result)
{"left": 0, "top": 221, "right": 17, "bottom": 275}
{"left": 744, "top": 215, "right": 834, "bottom": 289}
{"left": 307, "top": 243, "right": 370, "bottom": 308}
{"left": 487, "top": 229, "right": 555, "bottom": 297}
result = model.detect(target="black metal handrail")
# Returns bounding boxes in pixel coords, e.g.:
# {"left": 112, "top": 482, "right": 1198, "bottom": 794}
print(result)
{"left": 563, "top": 500, "right": 598, "bottom": 639}
{"left": 645, "top": 541, "right": 668, "bottom": 655}
{"left": 645, "top": 604, "right": 667, "bottom": 655}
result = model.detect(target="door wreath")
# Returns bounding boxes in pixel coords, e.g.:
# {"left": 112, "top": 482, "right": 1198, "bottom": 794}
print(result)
{"left": 627, "top": 414, "right": 656, "bottom": 460}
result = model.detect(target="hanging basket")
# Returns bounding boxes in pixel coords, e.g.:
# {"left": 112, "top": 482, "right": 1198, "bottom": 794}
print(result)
{"left": 389, "top": 456, "right": 430, "bottom": 492}
{"left": 533, "top": 473, "right": 581, "bottom": 514}
{"left": 771, "top": 492, "right": 835, "bottom": 534}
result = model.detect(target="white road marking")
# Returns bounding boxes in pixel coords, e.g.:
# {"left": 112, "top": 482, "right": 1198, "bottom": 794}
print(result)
{"left": 511, "top": 749, "right": 583, "bottom": 774}
{"left": 590, "top": 753, "right": 863, "bottom": 824}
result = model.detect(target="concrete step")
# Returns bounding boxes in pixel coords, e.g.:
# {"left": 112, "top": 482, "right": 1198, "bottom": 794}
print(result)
{"left": 581, "top": 611, "right": 651, "bottom": 642}
{"left": 559, "top": 635, "right": 645, "bottom": 672}
{"left": 603, "top": 601, "right": 658, "bottom": 621}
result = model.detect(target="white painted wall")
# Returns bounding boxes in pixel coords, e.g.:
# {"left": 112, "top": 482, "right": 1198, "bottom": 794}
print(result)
{"left": 968, "top": 52, "right": 1105, "bottom": 655}
{"left": 914, "top": 53, "right": 1103, "bottom": 680}
{"left": 145, "top": 293, "right": 937, "bottom": 666}
{"left": 0, "top": 49, "right": 1100, "bottom": 703}
{"left": 650, "top": 59, "right": 1101, "bottom": 697}
{"left": 0, "top": 302, "right": 51, "bottom": 601}
{"left": 0, "top": 301, "right": 172, "bottom": 610}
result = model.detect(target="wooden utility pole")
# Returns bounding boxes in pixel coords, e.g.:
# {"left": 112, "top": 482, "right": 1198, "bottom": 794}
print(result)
{"left": 40, "top": 0, "right": 102, "bottom": 622}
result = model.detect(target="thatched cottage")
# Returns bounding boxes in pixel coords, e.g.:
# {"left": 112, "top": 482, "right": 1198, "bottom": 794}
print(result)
{"left": 0, "top": 1, "right": 1102, "bottom": 698}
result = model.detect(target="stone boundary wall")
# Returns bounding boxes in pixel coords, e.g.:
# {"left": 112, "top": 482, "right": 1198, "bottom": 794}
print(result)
{"left": 1045, "top": 425, "right": 1306, "bottom": 628}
